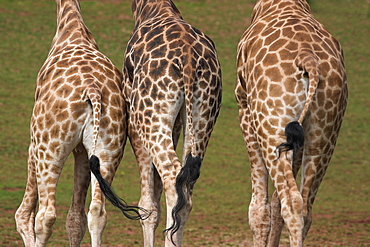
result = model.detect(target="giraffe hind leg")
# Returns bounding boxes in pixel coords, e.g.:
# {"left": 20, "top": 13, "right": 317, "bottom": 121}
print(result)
{"left": 87, "top": 154, "right": 149, "bottom": 246}
{"left": 268, "top": 190, "right": 284, "bottom": 247}
{"left": 166, "top": 87, "right": 220, "bottom": 245}
{"left": 34, "top": 159, "right": 67, "bottom": 246}
{"left": 129, "top": 124, "right": 162, "bottom": 247}
{"left": 15, "top": 149, "right": 38, "bottom": 247}
{"left": 166, "top": 153, "right": 202, "bottom": 242}
{"left": 268, "top": 149, "right": 303, "bottom": 247}
{"left": 89, "top": 155, "right": 149, "bottom": 220}
{"left": 236, "top": 86, "right": 271, "bottom": 246}
{"left": 138, "top": 164, "right": 162, "bottom": 247}
{"left": 242, "top": 117, "right": 271, "bottom": 246}
{"left": 66, "top": 143, "right": 90, "bottom": 246}
{"left": 272, "top": 122, "right": 305, "bottom": 247}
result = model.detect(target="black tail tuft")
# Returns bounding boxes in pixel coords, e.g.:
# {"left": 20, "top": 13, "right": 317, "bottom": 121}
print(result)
{"left": 89, "top": 155, "right": 150, "bottom": 220}
{"left": 277, "top": 121, "right": 305, "bottom": 158}
{"left": 164, "top": 153, "right": 202, "bottom": 245}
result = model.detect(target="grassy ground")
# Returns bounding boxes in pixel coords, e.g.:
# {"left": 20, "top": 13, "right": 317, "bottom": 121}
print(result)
{"left": 0, "top": 0, "right": 369, "bottom": 246}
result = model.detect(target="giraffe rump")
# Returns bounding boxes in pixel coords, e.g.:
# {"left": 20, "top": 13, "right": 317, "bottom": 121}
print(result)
{"left": 277, "top": 49, "right": 320, "bottom": 158}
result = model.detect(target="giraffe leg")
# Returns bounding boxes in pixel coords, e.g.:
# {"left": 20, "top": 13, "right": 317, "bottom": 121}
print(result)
{"left": 300, "top": 129, "right": 339, "bottom": 242}
{"left": 156, "top": 148, "right": 183, "bottom": 247}
{"left": 66, "top": 142, "right": 90, "bottom": 246}
{"left": 140, "top": 166, "right": 162, "bottom": 246}
{"left": 34, "top": 160, "right": 65, "bottom": 246}
{"left": 166, "top": 86, "right": 220, "bottom": 246}
{"left": 138, "top": 127, "right": 184, "bottom": 246}
{"left": 245, "top": 119, "right": 304, "bottom": 246}
{"left": 84, "top": 150, "right": 108, "bottom": 247}
{"left": 130, "top": 141, "right": 182, "bottom": 247}
{"left": 87, "top": 152, "right": 123, "bottom": 246}
{"left": 15, "top": 147, "right": 37, "bottom": 247}
{"left": 298, "top": 149, "right": 330, "bottom": 242}
{"left": 165, "top": 113, "right": 193, "bottom": 247}
{"left": 268, "top": 149, "right": 303, "bottom": 247}
{"left": 268, "top": 152, "right": 304, "bottom": 247}
{"left": 299, "top": 87, "right": 346, "bottom": 242}
{"left": 129, "top": 89, "right": 185, "bottom": 246}
{"left": 87, "top": 176, "right": 107, "bottom": 247}
{"left": 241, "top": 112, "right": 270, "bottom": 246}
{"left": 129, "top": 125, "right": 163, "bottom": 247}
{"left": 236, "top": 86, "right": 270, "bottom": 246}
{"left": 79, "top": 109, "right": 126, "bottom": 246}
{"left": 249, "top": 160, "right": 270, "bottom": 247}
{"left": 268, "top": 190, "right": 283, "bottom": 247}
{"left": 87, "top": 150, "right": 126, "bottom": 245}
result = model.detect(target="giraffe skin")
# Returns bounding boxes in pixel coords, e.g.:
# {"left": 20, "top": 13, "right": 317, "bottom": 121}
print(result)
{"left": 14, "top": 1, "right": 145, "bottom": 246}
{"left": 123, "top": 0, "right": 222, "bottom": 246}
{"left": 235, "top": 0, "right": 348, "bottom": 246}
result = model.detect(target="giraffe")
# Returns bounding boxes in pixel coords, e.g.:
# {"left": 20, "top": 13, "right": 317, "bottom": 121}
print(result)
{"left": 14, "top": 1, "right": 147, "bottom": 246}
{"left": 122, "top": 0, "right": 222, "bottom": 246}
{"left": 235, "top": 0, "right": 347, "bottom": 246}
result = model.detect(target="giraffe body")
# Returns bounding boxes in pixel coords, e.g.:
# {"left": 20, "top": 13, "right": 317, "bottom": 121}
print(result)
{"left": 235, "top": 0, "right": 347, "bottom": 246}
{"left": 15, "top": 1, "right": 144, "bottom": 246}
{"left": 123, "top": 0, "right": 222, "bottom": 246}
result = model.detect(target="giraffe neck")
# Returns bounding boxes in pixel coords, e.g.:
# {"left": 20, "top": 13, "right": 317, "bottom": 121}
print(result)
{"left": 251, "top": 0, "right": 311, "bottom": 22}
{"left": 132, "top": 0, "right": 182, "bottom": 28}
{"left": 50, "top": 0, "right": 97, "bottom": 55}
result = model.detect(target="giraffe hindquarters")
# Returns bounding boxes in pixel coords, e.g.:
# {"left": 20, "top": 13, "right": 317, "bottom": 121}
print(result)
{"left": 15, "top": 148, "right": 38, "bottom": 247}
{"left": 66, "top": 143, "right": 91, "bottom": 247}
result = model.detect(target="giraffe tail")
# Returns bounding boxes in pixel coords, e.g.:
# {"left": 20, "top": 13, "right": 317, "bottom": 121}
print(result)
{"left": 89, "top": 155, "right": 149, "bottom": 220}
{"left": 165, "top": 48, "right": 203, "bottom": 244}
{"left": 277, "top": 49, "right": 319, "bottom": 157}
{"left": 165, "top": 153, "right": 202, "bottom": 243}
{"left": 86, "top": 87, "right": 149, "bottom": 220}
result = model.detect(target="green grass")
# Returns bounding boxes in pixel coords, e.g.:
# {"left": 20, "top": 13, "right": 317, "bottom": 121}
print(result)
{"left": 1, "top": 0, "right": 369, "bottom": 246}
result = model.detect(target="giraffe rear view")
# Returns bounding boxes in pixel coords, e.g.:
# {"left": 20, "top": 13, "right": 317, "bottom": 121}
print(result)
{"left": 235, "top": 0, "right": 347, "bottom": 246}
{"left": 15, "top": 1, "right": 147, "bottom": 246}
{"left": 123, "top": 0, "right": 222, "bottom": 246}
